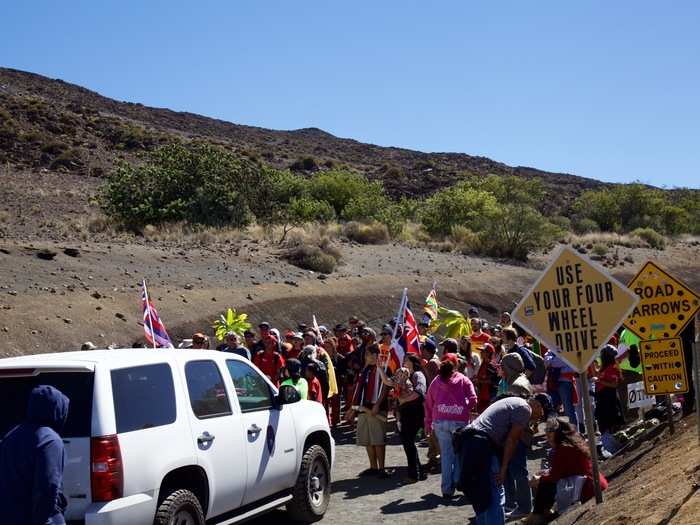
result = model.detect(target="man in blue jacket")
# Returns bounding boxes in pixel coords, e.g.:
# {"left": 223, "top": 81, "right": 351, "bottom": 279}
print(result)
{"left": 0, "top": 384, "right": 70, "bottom": 525}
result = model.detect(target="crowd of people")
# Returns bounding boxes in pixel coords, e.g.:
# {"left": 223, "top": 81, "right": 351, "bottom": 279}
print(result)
{"left": 8, "top": 308, "right": 696, "bottom": 525}
{"left": 175, "top": 307, "right": 692, "bottom": 525}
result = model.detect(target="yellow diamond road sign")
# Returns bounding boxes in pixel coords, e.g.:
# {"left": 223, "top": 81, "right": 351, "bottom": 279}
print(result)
{"left": 512, "top": 246, "right": 639, "bottom": 373}
{"left": 640, "top": 338, "right": 689, "bottom": 395}
{"left": 624, "top": 261, "right": 700, "bottom": 339}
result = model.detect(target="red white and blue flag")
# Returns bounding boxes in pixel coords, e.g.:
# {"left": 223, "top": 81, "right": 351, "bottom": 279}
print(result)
{"left": 141, "top": 281, "right": 174, "bottom": 348}
{"left": 389, "top": 298, "right": 421, "bottom": 371}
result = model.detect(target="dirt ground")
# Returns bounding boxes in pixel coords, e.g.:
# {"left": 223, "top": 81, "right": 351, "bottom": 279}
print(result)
{"left": 247, "top": 416, "right": 545, "bottom": 525}
{"left": 1, "top": 235, "right": 698, "bottom": 357}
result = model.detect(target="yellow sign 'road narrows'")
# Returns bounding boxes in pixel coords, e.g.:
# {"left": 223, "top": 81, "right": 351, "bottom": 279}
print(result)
{"left": 639, "top": 337, "right": 688, "bottom": 395}
{"left": 512, "top": 246, "right": 639, "bottom": 372}
{"left": 624, "top": 261, "right": 700, "bottom": 339}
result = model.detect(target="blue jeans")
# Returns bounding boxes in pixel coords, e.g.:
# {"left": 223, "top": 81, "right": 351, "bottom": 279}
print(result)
{"left": 558, "top": 381, "right": 578, "bottom": 427}
{"left": 433, "top": 419, "right": 463, "bottom": 496}
{"left": 504, "top": 441, "right": 531, "bottom": 512}
{"left": 475, "top": 455, "right": 505, "bottom": 525}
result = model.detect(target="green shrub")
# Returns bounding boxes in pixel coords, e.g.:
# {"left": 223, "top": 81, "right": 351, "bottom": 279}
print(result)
{"left": 450, "top": 226, "right": 482, "bottom": 254}
{"left": 550, "top": 215, "right": 572, "bottom": 231}
{"left": 289, "top": 156, "right": 318, "bottom": 172}
{"left": 343, "top": 221, "right": 390, "bottom": 244}
{"left": 573, "top": 218, "right": 599, "bottom": 234}
{"left": 592, "top": 243, "right": 608, "bottom": 256}
{"left": 632, "top": 228, "right": 666, "bottom": 250}
{"left": 420, "top": 183, "right": 497, "bottom": 235}
{"left": 309, "top": 170, "right": 381, "bottom": 216}
{"left": 101, "top": 143, "right": 271, "bottom": 229}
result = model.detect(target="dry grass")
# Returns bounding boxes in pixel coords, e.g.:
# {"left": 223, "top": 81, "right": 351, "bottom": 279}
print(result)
{"left": 0, "top": 210, "right": 10, "bottom": 223}
{"left": 566, "top": 232, "right": 648, "bottom": 248}
{"left": 142, "top": 222, "right": 246, "bottom": 245}
{"left": 283, "top": 230, "right": 341, "bottom": 273}
{"left": 342, "top": 221, "right": 390, "bottom": 244}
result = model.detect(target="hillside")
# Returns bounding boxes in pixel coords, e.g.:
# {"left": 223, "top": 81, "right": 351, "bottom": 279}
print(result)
{"left": 0, "top": 67, "right": 603, "bottom": 215}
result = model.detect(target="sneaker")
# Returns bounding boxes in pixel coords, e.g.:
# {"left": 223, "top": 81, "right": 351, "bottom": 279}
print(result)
{"left": 359, "top": 468, "right": 379, "bottom": 477}
{"left": 377, "top": 469, "right": 392, "bottom": 479}
{"left": 505, "top": 507, "right": 529, "bottom": 520}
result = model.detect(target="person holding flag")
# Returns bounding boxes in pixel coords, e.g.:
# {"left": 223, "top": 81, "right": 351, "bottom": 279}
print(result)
{"left": 423, "top": 283, "right": 439, "bottom": 325}
{"left": 141, "top": 280, "right": 174, "bottom": 349}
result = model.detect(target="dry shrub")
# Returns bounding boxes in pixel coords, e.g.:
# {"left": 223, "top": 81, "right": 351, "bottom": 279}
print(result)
{"left": 284, "top": 234, "right": 340, "bottom": 274}
{"left": 450, "top": 226, "right": 483, "bottom": 254}
{"left": 397, "top": 222, "right": 433, "bottom": 247}
{"left": 567, "top": 232, "right": 646, "bottom": 249}
{"left": 343, "top": 221, "right": 389, "bottom": 244}
{"left": 592, "top": 243, "right": 608, "bottom": 256}
{"left": 631, "top": 228, "right": 666, "bottom": 250}
{"left": 142, "top": 222, "right": 245, "bottom": 246}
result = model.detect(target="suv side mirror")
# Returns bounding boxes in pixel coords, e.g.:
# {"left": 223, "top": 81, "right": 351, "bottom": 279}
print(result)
{"left": 276, "top": 384, "right": 301, "bottom": 407}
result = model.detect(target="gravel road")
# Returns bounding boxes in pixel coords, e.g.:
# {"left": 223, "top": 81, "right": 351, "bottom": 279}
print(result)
{"left": 249, "top": 417, "right": 545, "bottom": 524}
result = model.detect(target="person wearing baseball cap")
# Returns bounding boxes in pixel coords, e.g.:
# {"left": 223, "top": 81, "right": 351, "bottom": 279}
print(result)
{"left": 191, "top": 332, "right": 209, "bottom": 349}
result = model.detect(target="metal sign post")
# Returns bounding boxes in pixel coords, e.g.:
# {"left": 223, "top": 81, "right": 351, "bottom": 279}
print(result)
{"left": 580, "top": 372, "right": 603, "bottom": 503}
{"left": 695, "top": 339, "right": 700, "bottom": 444}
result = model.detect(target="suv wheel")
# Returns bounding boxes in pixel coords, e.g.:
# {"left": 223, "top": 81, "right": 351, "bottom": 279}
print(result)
{"left": 154, "top": 489, "right": 205, "bottom": 525}
{"left": 286, "top": 444, "right": 331, "bottom": 522}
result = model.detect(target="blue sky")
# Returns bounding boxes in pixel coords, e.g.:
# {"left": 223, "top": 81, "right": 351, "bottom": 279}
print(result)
{"left": 2, "top": 1, "right": 698, "bottom": 188}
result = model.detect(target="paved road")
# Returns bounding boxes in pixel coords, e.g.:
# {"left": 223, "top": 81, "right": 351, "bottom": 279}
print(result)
{"left": 248, "top": 418, "right": 546, "bottom": 524}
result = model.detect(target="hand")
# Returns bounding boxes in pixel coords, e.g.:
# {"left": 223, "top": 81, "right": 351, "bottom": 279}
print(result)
{"left": 495, "top": 467, "right": 507, "bottom": 486}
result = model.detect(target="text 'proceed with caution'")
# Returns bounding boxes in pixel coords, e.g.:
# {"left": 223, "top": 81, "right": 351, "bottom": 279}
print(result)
{"left": 511, "top": 246, "right": 639, "bottom": 372}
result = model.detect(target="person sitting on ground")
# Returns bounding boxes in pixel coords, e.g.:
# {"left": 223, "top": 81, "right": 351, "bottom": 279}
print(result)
{"left": 424, "top": 353, "right": 477, "bottom": 499}
{"left": 378, "top": 353, "right": 428, "bottom": 483}
{"left": 0, "top": 385, "right": 70, "bottom": 525}
{"left": 253, "top": 335, "right": 285, "bottom": 386}
{"left": 281, "top": 358, "right": 308, "bottom": 400}
{"left": 499, "top": 352, "right": 533, "bottom": 398}
{"left": 503, "top": 327, "right": 536, "bottom": 376}
{"left": 526, "top": 418, "right": 608, "bottom": 524}
{"left": 219, "top": 332, "right": 251, "bottom": 360}
{"left": 191, "top": 332, "right": 210, "bottom": 349}
{"left": 345, "top": 343, "right": 391, "bottom": 479}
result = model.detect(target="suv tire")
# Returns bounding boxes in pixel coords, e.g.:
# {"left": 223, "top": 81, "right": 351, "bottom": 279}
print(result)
{"left": 286, "top": 444, "right": 331, "bottom": 522}
{"left": 154, "top": 488, "right": 205, "bottom": 525}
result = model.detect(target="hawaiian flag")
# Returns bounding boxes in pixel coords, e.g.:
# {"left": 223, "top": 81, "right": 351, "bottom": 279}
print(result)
{"left": 389, "top": 301, "right": 421, "bottom": 371}
{"left": 423, "top": 286, "right": 438, "bottom": 323}
{"left": 141, "top": 281, "right": 174, "bottom": 348}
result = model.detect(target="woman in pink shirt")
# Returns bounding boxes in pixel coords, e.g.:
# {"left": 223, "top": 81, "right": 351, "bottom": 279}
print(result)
{"left": 424, "top": 353, "right": 477, "bottom": 499}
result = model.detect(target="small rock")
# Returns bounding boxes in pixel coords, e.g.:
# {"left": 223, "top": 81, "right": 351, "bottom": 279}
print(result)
{"left": 37, "top": 249, "right": 58, "bottom": 261}
{"left": 624, "top": 255, "right": 634, "bottom": 263}
{"left": 184, "top": 283, "right": 194, "bottom": 290}
{"left": 0, "top": 248, "right": 10, "bottom": 255}
{"left": 115, "top": 312, "right": 126, "bottom": 320}
{"left": 63, "top": 248, "right": 81, "bottom": 257}
{"left": 8, "top": 290, "right": 17, "bottom": 296}
{"left": 246, "top": 294, "right": 253, "bottom": 300}
{"left": 284, "top": 280, "right": 299, "bottom": 287}
{"left": 31, "top": 330, "right": 38, "bottom": 335}
{"left": 2, "top": 326, "right": 8, "bottom": 332}
{"left": 91, "top": 291, "right": 102, "bottom": 299}
{"left": 317, "top": 274, "right": 327, "bottom": 280}
{"left": 63, "top": 318, "right": 72, "bottom": 324}
{"left": 96, "top": 306, "right": 102, "bottom": 311}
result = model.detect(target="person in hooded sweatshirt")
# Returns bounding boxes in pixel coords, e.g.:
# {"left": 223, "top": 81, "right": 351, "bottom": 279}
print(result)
{"left": 0, "top": 384, "right": 70, "bottom": 525}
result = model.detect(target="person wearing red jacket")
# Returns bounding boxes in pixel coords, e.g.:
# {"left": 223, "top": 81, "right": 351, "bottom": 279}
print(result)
{"left": 253, "top": 336, "right": 285, "bottom": 387}
{"left": 527, "top": 418, "right": 608, "bottom": 523}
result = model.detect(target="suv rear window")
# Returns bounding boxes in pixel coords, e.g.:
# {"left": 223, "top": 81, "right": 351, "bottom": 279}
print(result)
{"left": 111, "top": 364, "right": 176, "bottom": 433}
{"left": 0, "top": 372, "right": 94, "bottom": 438}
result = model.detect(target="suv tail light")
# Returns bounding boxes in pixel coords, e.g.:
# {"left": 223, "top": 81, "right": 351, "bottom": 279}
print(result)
{"left": 91, "top": 435, "right": 123, "bottom": 502}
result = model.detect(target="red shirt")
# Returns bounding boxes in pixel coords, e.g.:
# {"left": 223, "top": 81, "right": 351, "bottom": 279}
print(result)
{"left": 596, "top": 364, "right": 622, "bottom": 392}
{"left": 470, "top": 332, "right": 491, "bottom": 346}
{"left": 337, "top": 334, "right": 355, "bottom": 356}
{"left": 308, "top": 376, "right": 324, "bottom": 404}
{"left": 541, "top": 444, "right": 608, "bottom": 502}
{"left": 253, "top": 351, "right": 285, "bottom": 386}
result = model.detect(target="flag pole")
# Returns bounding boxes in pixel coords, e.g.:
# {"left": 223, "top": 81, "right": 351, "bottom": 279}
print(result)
{"left": 142, "top": 279, "right": 157, "bottom": 349}
{"left": 387, "top": 288, "right": 408, "bottom": 372}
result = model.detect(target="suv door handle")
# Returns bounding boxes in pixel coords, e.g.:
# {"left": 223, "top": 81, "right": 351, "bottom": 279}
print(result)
{"left": 247, "top": 424, "right": 262, "bottom": 435}
{"left": 197, "top": 431, "right": 215, "bottom": 444}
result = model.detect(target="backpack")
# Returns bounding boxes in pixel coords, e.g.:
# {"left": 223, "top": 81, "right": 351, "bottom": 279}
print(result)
{"left": 528, "top": 349, "right": 546, "bottom": 385}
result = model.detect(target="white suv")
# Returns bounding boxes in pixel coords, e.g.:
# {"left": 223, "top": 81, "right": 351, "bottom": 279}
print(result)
{"left": 0, "top": 349, "right": 334, "bottom": 524}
